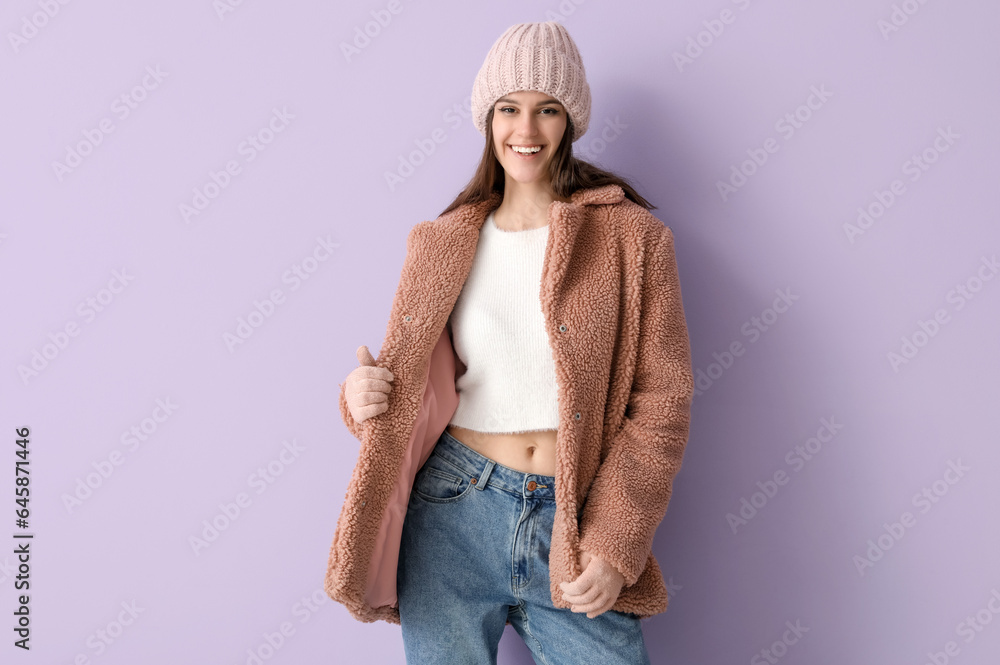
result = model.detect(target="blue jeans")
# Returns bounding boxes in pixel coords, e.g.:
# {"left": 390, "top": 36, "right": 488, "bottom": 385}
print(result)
{"left": 396, "top": 429, "right": 652, "bottom": 665}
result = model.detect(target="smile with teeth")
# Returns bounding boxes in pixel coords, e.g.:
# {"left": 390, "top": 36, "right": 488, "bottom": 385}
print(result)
{"left": 510, "top": 145, "right": 543, "bottom": 154}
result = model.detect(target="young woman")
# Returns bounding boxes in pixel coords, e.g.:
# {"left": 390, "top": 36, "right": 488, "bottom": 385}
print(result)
{"left": 326, "top": 21, "right": 694, "bottom": 665}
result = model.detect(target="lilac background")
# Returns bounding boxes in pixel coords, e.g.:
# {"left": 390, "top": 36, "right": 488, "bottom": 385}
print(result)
{"left": 2, "top": 0, "right": 999, "bottom": 663}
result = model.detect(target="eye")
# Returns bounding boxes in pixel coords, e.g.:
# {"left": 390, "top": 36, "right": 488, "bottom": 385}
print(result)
{"left": 496, "top": 106, "right": 559, "bottom": 115}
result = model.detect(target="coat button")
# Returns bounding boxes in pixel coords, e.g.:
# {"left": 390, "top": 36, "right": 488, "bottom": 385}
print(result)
{"left": 574, "top": 412, "right": 581, "bottom": 420}
{"left": 559, "top": 324, "right": 567, "bottom": 332}
{"left": 404, "top": 315, "right": 412, "bottom": 322}
{"left": 527, "top": 481, "right": 537, "bottom": 491}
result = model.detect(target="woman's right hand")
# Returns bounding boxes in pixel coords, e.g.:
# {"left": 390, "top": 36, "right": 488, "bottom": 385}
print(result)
{"left": 345, "top": 345, "right": 394, "bottom": 424}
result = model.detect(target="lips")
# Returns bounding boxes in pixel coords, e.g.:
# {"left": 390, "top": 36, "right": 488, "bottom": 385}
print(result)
{"left": 509, "top": 144, "right": 544, "bottom": 157}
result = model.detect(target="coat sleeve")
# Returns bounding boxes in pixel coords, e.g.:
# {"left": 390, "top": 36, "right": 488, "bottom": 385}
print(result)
{"left": 335, "top": 223, "right": 419, "bottom": 444}
{"left": 576, "top": 222, "right": 694, "bottom": 588}
{"left": 338, "top": 379, "right": 364, "bottom": 441}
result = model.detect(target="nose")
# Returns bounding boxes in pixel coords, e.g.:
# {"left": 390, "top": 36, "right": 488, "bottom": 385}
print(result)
{"left": 516, "top": 111, "right": 539, "bottom": 137}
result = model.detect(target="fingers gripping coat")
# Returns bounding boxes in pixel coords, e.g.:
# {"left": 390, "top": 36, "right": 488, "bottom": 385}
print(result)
{"left": 325, "top": 183, "right": 695, "bottom": 625}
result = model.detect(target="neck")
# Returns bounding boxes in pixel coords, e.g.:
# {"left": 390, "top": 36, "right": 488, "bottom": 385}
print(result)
{"left": 495, "top": 177, "right": 571, "bottom": 231}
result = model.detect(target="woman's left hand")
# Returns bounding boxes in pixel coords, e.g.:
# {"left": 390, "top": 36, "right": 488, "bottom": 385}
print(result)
{"left": 558, "top": 548, "right": 625, "bottom": 618}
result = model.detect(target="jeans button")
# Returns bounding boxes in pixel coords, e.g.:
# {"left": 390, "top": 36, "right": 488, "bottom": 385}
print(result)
{"left": 527, "top": 481, "right": 537, "bottom": 491}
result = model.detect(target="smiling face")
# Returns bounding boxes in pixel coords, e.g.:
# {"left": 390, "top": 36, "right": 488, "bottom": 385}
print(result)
{"left": 491, "top": 90, "right": 568, "bottom": 187}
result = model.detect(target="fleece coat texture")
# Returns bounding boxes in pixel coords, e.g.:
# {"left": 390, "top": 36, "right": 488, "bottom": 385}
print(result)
{"left": 325, "top": 183, "right": 694, "bottom": 625}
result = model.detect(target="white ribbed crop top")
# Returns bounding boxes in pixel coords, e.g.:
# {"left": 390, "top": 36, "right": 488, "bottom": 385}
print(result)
{"left": 447, "top": 210, "right": 560, "bottom": 433}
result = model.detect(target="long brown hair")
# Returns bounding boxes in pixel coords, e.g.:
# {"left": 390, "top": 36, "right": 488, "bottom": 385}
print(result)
{"left": 439, "top": 107, "right": 656, "bottom": 217}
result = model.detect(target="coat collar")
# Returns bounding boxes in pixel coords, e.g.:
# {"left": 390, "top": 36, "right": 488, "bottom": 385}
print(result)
{"left": 404, "top": 183, "right": 626, "bottom": 327}
{"left": 432, "top": 182, "right": 626, "bottom": 234}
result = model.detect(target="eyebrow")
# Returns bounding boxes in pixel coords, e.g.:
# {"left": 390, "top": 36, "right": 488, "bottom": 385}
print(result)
{"left": 495, "top": 96, "right": 563, "bottom": 107}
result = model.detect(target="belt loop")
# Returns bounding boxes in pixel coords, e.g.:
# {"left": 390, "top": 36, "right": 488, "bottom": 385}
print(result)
{"left": 474, "top": 459, "right": 495, "bottom": 490}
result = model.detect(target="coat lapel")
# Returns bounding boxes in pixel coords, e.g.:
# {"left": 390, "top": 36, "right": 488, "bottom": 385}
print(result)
{"left": 403, "top": 192, "right": 499, "bottom": 330}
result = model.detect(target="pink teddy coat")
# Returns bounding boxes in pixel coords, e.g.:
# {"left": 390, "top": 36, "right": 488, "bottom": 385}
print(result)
{"left": 325, "top": 183, "right": 694, "bottom": 625}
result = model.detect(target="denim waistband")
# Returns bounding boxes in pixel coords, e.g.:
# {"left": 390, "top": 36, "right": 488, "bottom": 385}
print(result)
{"left": 434, "top": 429, "right": 556, "bottom": 500}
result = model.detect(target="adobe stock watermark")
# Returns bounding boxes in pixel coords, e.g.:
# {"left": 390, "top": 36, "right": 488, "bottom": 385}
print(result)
{"left": 7, "top": 0, "right": 73, "bottom": 55}
{"left": 340, "top": 0, "right": 415, "bottom": 63}
{"left": 223, "top": 235, "right": 339, "bottom": 352}
{"left": 726, "top": 416, "right": 844, "bottom": 534}
{"left": 717, "top": 84, "right": 833, "bottom": 202}
{"left": 385, "top": 92, "right": 471, "bottom": 193}
{"left": 189, "top": 439, "right": 306, "bottom": 556}
{"left": 921, "top": 587, "right": 1000, "bottom": 665}
{"left": 542, "top": 0, "right": 590, "bottom": 23}
{"left": 179, "top": 106, "right": 294, "bottom": 223}
{"left": 61, "top": 398, "right": 179, "bottom": 515}
{"left": 0, "top": 556, "right": 17, "bottom": 586}
{"left": 213, "top": 0, "right": 252, "bottom": 21}
{"left": 665, "top": 576, "right": 682, "bottom": 601}
{"left": 640, "top": 576, "right": 682, "bottom": 623}
{"left": 67, "top": 600, "right": 145, "bottom": 660}
{"left": 240, "top": 586, "right": 331, "bottom": 664}
{"left": 693, "top": 287, "right": 799, "bottom": 396}
{"left": 574, "top": 115, "right": 629, "bottom": 163}
{"left": 852, "top": 458, "right": 970, "bottom": 576}
{"left": 51, "top": 65, "right": 168, "bottom": 182}
{"left": 750, "top": 619, "right": 809, "bottom": 665}
{"left": 877, "top": 0, "right": 935, "bottom": 40}
{"left": 843, "top": 125, "right": 959, "bottom": 244}
{"left": 17, "top": 268, "right": 135, "bottom": 386}
{"left": 885, "top": 254, "right": 998, "bottom": 372}
{"left": 672, "top": 0, "right": 759, "bottom": 73}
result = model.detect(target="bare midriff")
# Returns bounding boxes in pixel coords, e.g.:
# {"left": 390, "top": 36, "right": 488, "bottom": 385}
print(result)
{"left": 446, "top": 424, "right": 557, "bottom": 476}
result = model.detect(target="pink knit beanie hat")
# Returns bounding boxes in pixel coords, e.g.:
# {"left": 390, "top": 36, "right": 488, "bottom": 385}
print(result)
{"left": 471, "top": 21, "right": 591, "bottom": 143}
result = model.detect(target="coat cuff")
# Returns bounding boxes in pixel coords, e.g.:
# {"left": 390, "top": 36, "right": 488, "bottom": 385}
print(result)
{"left": 338, "top": 380, "right": 364, "bottom": 441}
{"left": 576, "top": 224, "right": 694, "bottom": 588}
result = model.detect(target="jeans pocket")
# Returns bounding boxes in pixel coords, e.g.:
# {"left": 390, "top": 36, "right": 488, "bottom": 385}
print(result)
{"left": 411, "top": 458, "right": 475, "bottom": 503}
